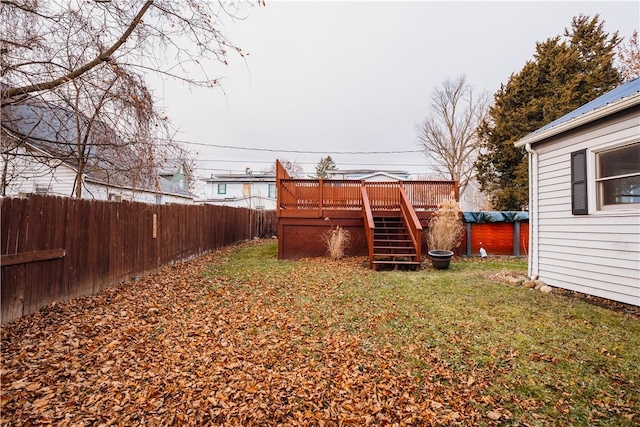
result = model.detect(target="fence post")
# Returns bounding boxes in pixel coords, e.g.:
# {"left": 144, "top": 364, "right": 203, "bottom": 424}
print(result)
{"left": 466, "top": 223, "right": 472, "bottom": 256}
{"left": 513, "top": 221, "right": 521, "bottom": 257}
{"left": 318, "top": 179, "right": 324, "bottom": 218}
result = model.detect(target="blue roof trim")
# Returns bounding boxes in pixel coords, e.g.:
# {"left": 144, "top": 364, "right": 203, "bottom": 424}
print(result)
{"left": 530, "top": 78, "right": 640, "bottom": 136}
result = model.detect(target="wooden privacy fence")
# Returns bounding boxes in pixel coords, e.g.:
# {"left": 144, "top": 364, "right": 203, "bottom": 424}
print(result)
{"left": 1, "top": 195, "right": 277, "bottom": 324}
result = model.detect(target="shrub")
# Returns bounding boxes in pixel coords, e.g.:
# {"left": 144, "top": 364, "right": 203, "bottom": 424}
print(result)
{"left": 322, "top": 225, "right": 351, "bottom": 259}
{"left": 426, "top": 199, "right": 464, "bottom": 251}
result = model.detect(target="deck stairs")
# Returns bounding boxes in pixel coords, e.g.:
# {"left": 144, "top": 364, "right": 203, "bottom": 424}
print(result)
{"left": 371, "top": 215, "right": 421, "bottom": 271}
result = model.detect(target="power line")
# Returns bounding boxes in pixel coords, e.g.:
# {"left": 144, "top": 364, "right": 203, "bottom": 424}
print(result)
{"left": 173, "top": 139, "right": 423, "bottom": 155}
{"left": 195, "top": 159, "right": 430, "bottom": 167}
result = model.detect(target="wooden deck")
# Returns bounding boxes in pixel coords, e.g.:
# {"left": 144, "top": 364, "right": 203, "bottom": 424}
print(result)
{"left": 276, "top": 161, "right": 459, "bottom": 269}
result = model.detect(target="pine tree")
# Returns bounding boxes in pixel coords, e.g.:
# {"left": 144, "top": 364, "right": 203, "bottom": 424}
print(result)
{"left": 315, "top": 156, "right": 337, "bottom": 179}
{"left": 476, "top": 15, "right": 621, "bottom": 210}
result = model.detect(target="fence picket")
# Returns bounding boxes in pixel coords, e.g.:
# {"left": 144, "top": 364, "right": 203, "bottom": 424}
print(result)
{"left": 1, "top": 195, "right": 277, "bottom": 324}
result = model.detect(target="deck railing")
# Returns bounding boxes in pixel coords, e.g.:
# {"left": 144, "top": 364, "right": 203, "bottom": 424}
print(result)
{"left": 399, "top": 187, "right": 423, "bottom": 262}
{"left": 404, "top": 181, "right": 458, "bottom": 210}
{"left": 363, "top": 182, "right": 401, "bottom": 210}
{"left": 278, "top": 179, "right": 457, "bottom": 214}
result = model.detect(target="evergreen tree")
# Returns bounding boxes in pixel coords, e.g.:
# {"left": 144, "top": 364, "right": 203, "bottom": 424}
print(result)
{"left": 476, "top": 15, "right": 621, "bottom": 210}
{"left": 315, "top": 156, "right": 337, "bottom": 179}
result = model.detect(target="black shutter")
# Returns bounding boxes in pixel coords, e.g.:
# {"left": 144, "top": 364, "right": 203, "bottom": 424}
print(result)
{"left": 571, "top": 149, "right": 588, "bottom": 215}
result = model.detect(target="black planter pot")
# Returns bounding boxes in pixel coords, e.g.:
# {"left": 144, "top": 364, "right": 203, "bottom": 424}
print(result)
{"left": 428, "top": 250, "right": 454, "bottom": 270}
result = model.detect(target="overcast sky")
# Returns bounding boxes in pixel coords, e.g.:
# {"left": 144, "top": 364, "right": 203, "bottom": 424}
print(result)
{"left": 151, "top": 1, "right": 639, "bottom": 183}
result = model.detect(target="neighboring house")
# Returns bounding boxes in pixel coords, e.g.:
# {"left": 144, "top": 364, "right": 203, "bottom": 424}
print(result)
{"left": 417, "top": 173, "right": 489, "bottom": 211}
{"left": 202, "top": 172, "right": 277, "bottom": 210}
{"left": 329, "top": 169, "right": 489, "bottom": 211}
{"left": 459, "top": 177, "right": 491, "bottom": 212}
{"left": 325, "top": 169, "right": 410, "bottom": 181}
{"left": 515, "top": 78, "right": 639, "bottom": 306}
{"left": 158, "top": 158, "right": 192, "bottom": 193}
{"left": 1, "top": 97, "right": 194, "bottom": 204}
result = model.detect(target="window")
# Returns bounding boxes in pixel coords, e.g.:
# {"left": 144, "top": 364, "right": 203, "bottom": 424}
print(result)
{"left": 217, "top": 184, "right": 226, "bottom": 195}
{"left": 268, "top": 183, "right": 277, "bottom": 199}
{"left": 595, "top": 142, "right": 640, "bottom": 209}
{"left": 155, "top": 194, "right": 163, "bottom": 205}
{"left": 242, "top": 183, "right": 251, "bottom": 197}
{"left": 35, "top": 184, "right": 49, "bottom": 194}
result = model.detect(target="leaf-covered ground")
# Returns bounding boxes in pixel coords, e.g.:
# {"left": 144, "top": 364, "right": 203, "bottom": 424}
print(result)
{"left": 2, "top": 241, "right": 639, "bottom": 426}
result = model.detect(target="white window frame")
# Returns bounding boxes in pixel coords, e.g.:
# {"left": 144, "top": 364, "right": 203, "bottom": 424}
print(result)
{"left": 589, "top": 138, "right": 640, "bottom": 213}
{"left": 268, "top": 183, "right": 277, "bottom": 199}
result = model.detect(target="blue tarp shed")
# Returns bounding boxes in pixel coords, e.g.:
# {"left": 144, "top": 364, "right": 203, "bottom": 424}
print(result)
{"left": 463, "top": 211, "right": 529, "bottom": 223}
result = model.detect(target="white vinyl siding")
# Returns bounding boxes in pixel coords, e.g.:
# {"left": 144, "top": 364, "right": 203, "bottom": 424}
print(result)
{"left": 1, "top": 146, "right": 77, "bottom": 197}
{"left": 1, "top": 146, "right": 193, "bottom": 204}
{"left": 205, "top": 180, "right": 277, "bottom": 210}
{"left": 533, "top": 109, "right": 640, "bottom": 306}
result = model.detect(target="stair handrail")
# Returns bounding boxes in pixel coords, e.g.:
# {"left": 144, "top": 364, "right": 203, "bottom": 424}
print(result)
{"left": 399, "top": 186, "right": 423, "bottom": 263}
{"left": 361, "top": 185, "right": 375, "bottom": 268}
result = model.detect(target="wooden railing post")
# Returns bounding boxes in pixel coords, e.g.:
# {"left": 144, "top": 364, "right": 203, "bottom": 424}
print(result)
{"left": 319, "top": 179, "right": 324, "bottom": 218}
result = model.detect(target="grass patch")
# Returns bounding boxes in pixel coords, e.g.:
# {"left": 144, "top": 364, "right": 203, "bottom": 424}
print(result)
{"left": 207, "top": 241, "right": 640, "bottom": 425}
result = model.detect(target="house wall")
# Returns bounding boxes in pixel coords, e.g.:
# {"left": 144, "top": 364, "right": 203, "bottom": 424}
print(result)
{"left": 93, "top": 184, "right": 193, "bottom": 205}
{"left": 1, "top": 146, "right": 77, "bottom": 197}
{"left": 459, "top": 179, "right": 491, "bottom": 211}
{"left": 1, "top": 146, "right": 193, "bottom": 204}
{"left": 533, "top": 108, "right": 640, "bottom": 306}
{"left": 206, "top": 181, "right": 276, "bottom": 209}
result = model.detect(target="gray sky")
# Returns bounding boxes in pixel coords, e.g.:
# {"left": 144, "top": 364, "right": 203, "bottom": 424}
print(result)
{"left": 152, "top": 1, "right": 639, "bottom": 181}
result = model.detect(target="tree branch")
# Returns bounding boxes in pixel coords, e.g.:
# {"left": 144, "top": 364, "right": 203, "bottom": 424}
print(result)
{"left": 1, "top": 1, "right": 153, "bottom": 100}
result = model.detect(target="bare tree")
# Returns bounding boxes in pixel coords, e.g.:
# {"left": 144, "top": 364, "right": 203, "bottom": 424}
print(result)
{"left": 263, "top": 159, "right": 304, "bottom": 178}
{"left": 1, "top": 1, "right": 253, "bottom": 196}
{"left": 617, "top": 30, "right": 640, "bottom": 82}
{"left": 416, "top": 75, "right": 489, "bottom": 195}
{"left": 1, "top": 1, "right": 249, "bottom": 100}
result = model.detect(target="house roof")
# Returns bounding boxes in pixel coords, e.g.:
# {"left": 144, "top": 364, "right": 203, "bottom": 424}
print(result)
{"left": 203, "top": 173, "right": 276, "bottom": 183}
{"left": 357, "top": 171, "right": 407, "bottom": 181}
{"left": 515, "top": 77, "right": 640, "bottom": 147}
{"left": 326, "top": 169, "right": 410, "bottom": 177}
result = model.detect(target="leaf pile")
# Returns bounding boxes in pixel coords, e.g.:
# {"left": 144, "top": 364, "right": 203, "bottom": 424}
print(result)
{"left": 2, "top": 241, "right": 638, "bottom": 426}
{"left": 2, "top": 243, "right": 495, "bottom": 426}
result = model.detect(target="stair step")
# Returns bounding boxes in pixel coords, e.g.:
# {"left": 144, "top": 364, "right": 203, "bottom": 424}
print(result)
{"left": 374, "top": 251, "right": 416, "bottom": 256}
{"left": 373, "top": 254, "right": 417, "bottom": 262}
{"left": 369, "top": 214, "right": 420, "bottom": 271}
{"left": 372, "top": 260, "right": 421, "bottom": 265}
{"left": 374, "top": 231, "right": 407, "bottom": 236}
